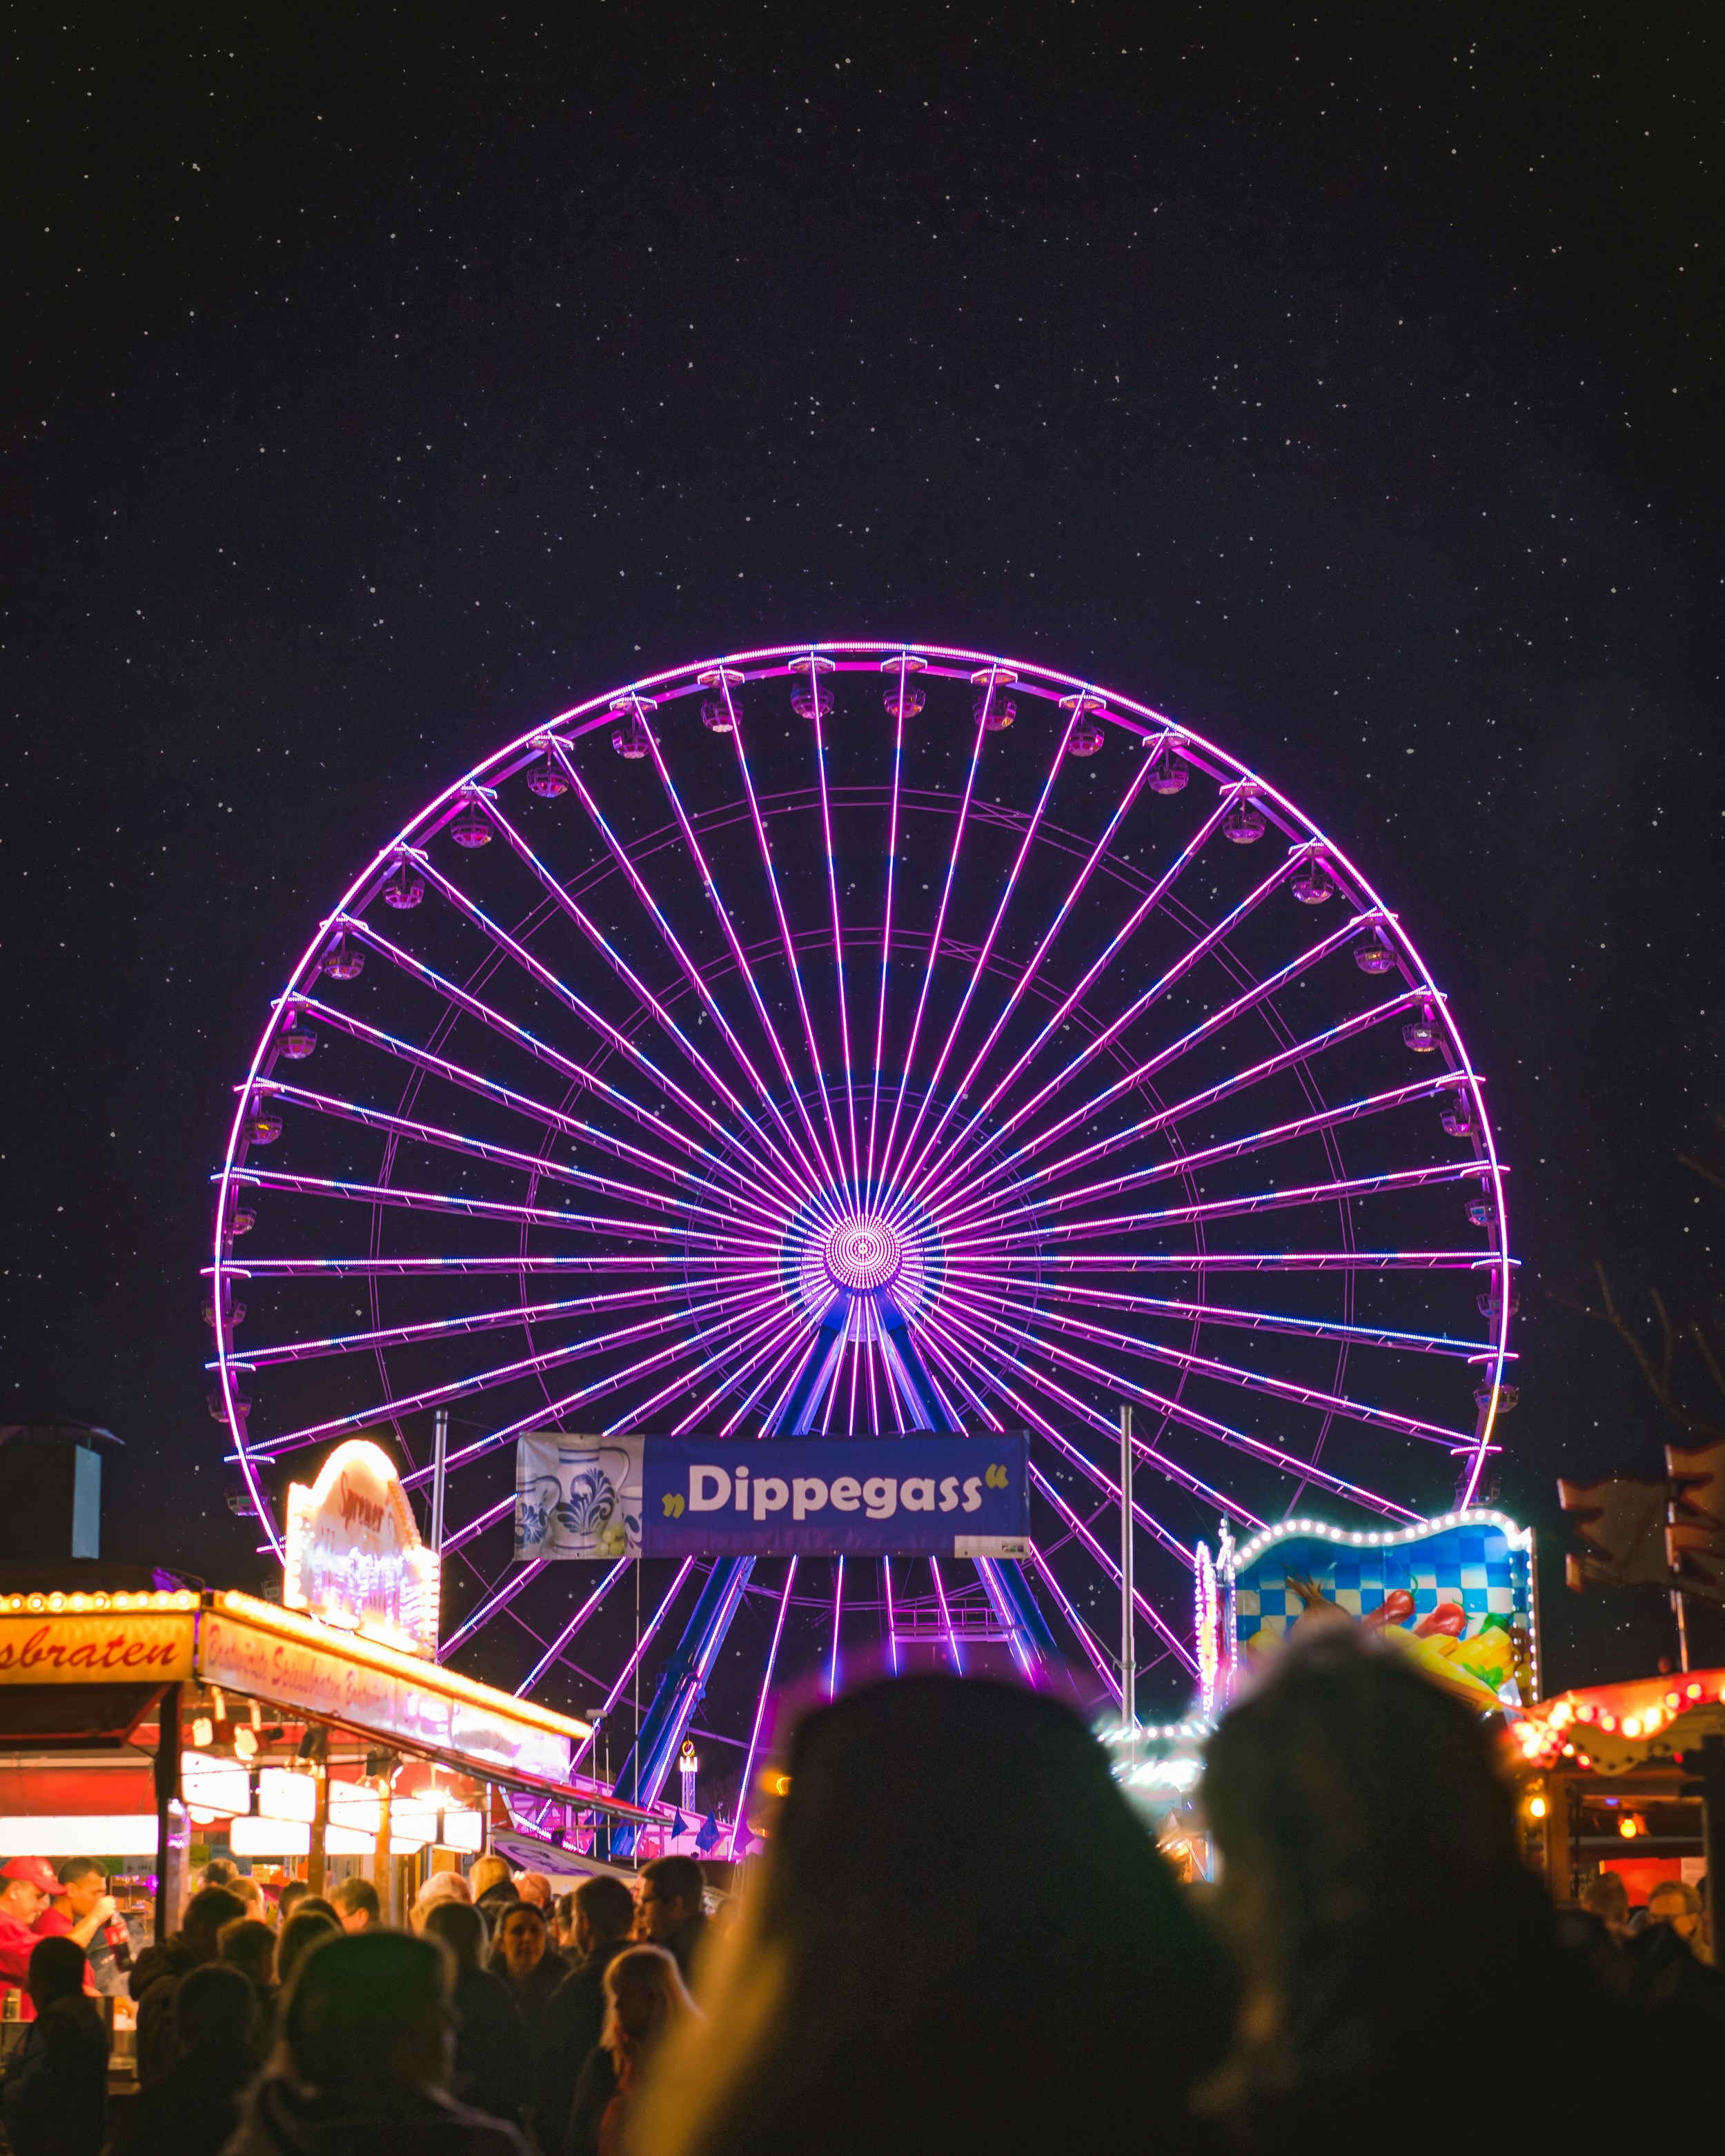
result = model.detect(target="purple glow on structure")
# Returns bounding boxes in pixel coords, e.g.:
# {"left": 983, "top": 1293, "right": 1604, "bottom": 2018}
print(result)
{"left": 214, "top": 638, "right": 1512, "bottom": 1763}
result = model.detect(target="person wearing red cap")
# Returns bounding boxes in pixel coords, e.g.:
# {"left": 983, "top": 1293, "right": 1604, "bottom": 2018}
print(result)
{"left": 0, "top": 1858, "right": 59, "bottom": 2021}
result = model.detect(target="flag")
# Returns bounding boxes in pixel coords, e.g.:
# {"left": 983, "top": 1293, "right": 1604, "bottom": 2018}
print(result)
{"left": 695, "top": 1812, "right": 720, "bottom": 1854}
{"left": 669, "top": 1810, "right": 688, "bottom": 1839}
{"left": 1666, "top": 1441, "right": 1725, "bottom": 1602}
{"left": 1558, "top": 1474, "right": 1676, "bottom": 1593}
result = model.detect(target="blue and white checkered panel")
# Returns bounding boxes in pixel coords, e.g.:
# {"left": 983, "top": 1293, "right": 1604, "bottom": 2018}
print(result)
{"left": 1235, "top": 1525, "right": 1525, "bottom": 1642}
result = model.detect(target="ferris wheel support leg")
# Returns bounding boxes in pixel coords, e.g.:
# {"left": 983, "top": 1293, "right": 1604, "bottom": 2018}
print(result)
{"left": 974, "top": 1556, "right": 1061, "bottom": 1685}
{"left": 610, "top": 1556, "right": 755, "bottom": 1855}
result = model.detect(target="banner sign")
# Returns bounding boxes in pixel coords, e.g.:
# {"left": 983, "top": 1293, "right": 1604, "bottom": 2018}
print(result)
{"left": 1222, "top": 1510, "right": 1538, "bottom": 1712}
{"left": 515, "top": 1434, "right": 1029, "bottom": 1559}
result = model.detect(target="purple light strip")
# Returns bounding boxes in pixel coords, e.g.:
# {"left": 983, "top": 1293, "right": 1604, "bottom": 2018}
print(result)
{"left": 224, "top": 1165, "right": 697, "bottom": 1244}
{"left": 295, "top": 993, "right": 736, "bottom": 1209}
{"left": 880, "top": 706, "right": 1076, "bottom": 1202}
{"left": 929, "top": 1558, "right": 963, "bottom": 1674}
{"left": 516, "top": 1558, "right": 632, "bottom": 1694}
{"left": 701, "top": 687, "right": 852, "bottom": 1197}
{"left": 635, "top": 718, "right": 845, "bottom": 1201}
{"left": 913, "top": 1305, "right": 1237, "bottom": 1552}
{"left": 439, "top": 1559, "right": 548, "bottom": 1659}
{"left": 226, "top": 1256, "right": 764, "bottom": 1276}
{"left": 442, "top": 1495, "right": 513, "bottom": 1555}
{"left": 713, "top": 1316, "right": 823, "bottom": 1437}
{"left": 228, "top": 1280, "right": 681, "bottom": 1370}
{"left": 908, "top": 792, "right": 1242, "bottom": 1205}
{"left": 339, "top": 913, "right": 775, "bottom": 1203}
{"left": 1025, "top": 1465, "right": 1199, "bottom": 1676}
{"left": 1024, "top": 1279, "right": 1488, "bottom": 1358}
{"left": 404, "top": 851, "right": 822, "bottom": 1215}
{"left": 730, "top": 1558, "right": 798, "bottom": 1859}
{"left": 945, "top": 1071, "right": 1464, "bottom": 1243}
{"left": 260, "top": 1272, "right": 790, "bottom": 1467}
{"left": 827, "top": 1556, "right": 845, "bottom": 1699}
{"left": 979, "top": 1158, "right": 1490, "bottom": 1250}
{"left": 940, "top": 1277, "right": 1452, "bottom": 1486}
{"left": 543, "top": 750, "right": 832, "bottom": 1207}
{"left": 925, "top": 845, "right": 1303, "bottom": 1217}
{"left": 480, "top": 788, "right": 821, "bottom": 1209}
{"left": 811, "top": 664, "right": 860, "bottom": 1188}
{"left": 923, "top": 1249, "right": 1492, "bottom": 1273}
{"left": 882, "top": 1559, "right": 899, "bottom": 1674}
{"left": 1024, "top": 1539, "right": 1122, "bottom": 1703}
{"left": 923, "top": 931, "right": 1410, "bottom": 1223}
{"left": 865, "top": 666, "right": 912, "bottom": 1189}
{"left": 620, "top": 1289, "right": 817, "bottom": 1433}
{"left": 255, "top": 1076, "right": 769, "bottom": 1238}
{"left": 673, "top": 1309, "right": 811, "bottom": 1436}
{"left": 567, "top": 1560, "right": 696, "bottom": 1774}
{"left": 893, "top": 722, "right": 1160, "bottom": 1200}
{"left": 874, "top": 684, "right": 995, "bottom": 1185}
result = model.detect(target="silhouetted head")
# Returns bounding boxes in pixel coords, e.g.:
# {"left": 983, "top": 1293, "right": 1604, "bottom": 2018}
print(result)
{"left": 175, "top": 1961, "right": 259, "bottom": 2053}
{"left": 573, "top": 1874, "right": 635, "bottom": 1956}
{"left": 26, "top": 1935, "right": 86, "bottom": 2010}
{"left": 184, "top": 1886, "right": 248, "bottom": 1957}
{"left": 275, "top": 1908, "right": 339, "bottom": 1989}
{"left": 635, "top": 1675, "right": 1233, "bottom": 2156}
{"left": 279, "top": 1930, "right": 455, "bottom": 2097}
{"left": 219, "top": 1917, "right": 277, "bottom": 1990}
{"left": 422, "top": 1897, "right": 484, "bottom": 1971}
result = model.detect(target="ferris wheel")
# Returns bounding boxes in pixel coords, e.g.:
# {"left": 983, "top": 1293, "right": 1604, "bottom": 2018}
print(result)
{"left": 208, "top": 640, "right": 1515, "bottom": 1822}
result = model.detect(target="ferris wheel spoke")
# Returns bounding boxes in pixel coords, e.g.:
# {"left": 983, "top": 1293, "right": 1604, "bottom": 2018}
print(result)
{"left": 812, "top": 678, "right": 863, "bottom": 1187}
{"left": 949, "top": 1275, "right": 1468, "bottom": 1458}
{"left": 440, "top": 1495, "right": 515, "bottom": 1556}
{"left": 880, "top": 707, "right": 1077, "bottom": 1198}
{"left": 513, "top": 1556, "right": 632, "bottom": 1694}
{"left": 227, "top": 1166, "right": 707, "bottom": 1245}
{"left": 909, "top": 1302, "right": 1250, "bottom": 1543}
{"left": 625, "top": 723, "right": 845, "bottom": 1198}
{"left": 400, "top": 852, "right": 821, "bottom": 1211}
{"left": 957, "top": 1071, "right": 1466, "bottom": 1240}
{"left": 950, "top": 847, "right": 1303, "bottom": 1184}
{"left": 535, "top": 748, "right": 838, "bottom": 1208}
{"left": 891, "top": 726, "right": 1165, "bottom": 1202}
{"left": 1032, "top": 1278, "right": 1490, "bottom": 1358}
{"left": 979, "top": 984, "right": 1430, "bottom": 1215}
{"left": 255, "top": 1076, "right": 769, "bottom": 1236}
{"left": 229, "top": 1255, "right": 732, "bottom": 1276}
{"left": 875, "top": 695, "right": 995, "bottom": 1186}
{"left": 249, "top": 1293, "right": 756, "bottom": 1462}
{"left": 295, "top": 994, "right": 738, "bottom": 1209}
{"left": 227, "top": 1279, "right": 686, "bottom": 1369}
{"left": 621, "top": 1292, "right": 816, "bottom": 1432}
{"left": 471, "top": 791, "right": 827, "bottom": 1191}
{"left": 925, "top": 932, "right": 1412, "bottom": 1222}
{"left": 1002, "top": 1249, "right": 1491, "bottom": 1272}
{"left": 1025, "top": 1464, "right": 1198, "bottom": 1674}
{"left": 984, "top": 1158, "right": 1490, "bottom": 1249}
{"left": 917, "top": 789, "right": 1242, "bottom": 1191}
{"left": 865, "top": 666, "right": 916, "bottom": 1187}
{"left": 439, "top": 1559, "right": 549, "bottom": 1661}
{"left": 675, "top": 1307, "right": 815, "bottom": 1434}
{"left": 1023, "top": 1538, "right": 1125, "bottom": 1702}
{"left": 565, "top": 1560, "right": 699, "bottom": 1766}
{"left": 339, "top": 913, "right": 777, "bottom": 1203}
{"left": 716, "top": 695, "right": 855, "bottom": 1191}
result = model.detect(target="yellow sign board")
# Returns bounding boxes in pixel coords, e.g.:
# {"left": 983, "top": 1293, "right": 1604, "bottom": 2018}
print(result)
{"left": 0, "top": 1611, "right": 194, "bottom": 1685}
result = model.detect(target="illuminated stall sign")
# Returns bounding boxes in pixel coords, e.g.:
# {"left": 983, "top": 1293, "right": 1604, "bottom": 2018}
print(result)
{"left": 0, "top": 1605, "right": 195, "bottom": 1685}
{"left": 284, "top": 1438, "right": 439, "bottom": 1658}
{"left": 516, "top": 1434, "right": 1031, "bottom": 1559}
{"left": 1222, "top": 1509, "right": 1537, "bottom": 1712}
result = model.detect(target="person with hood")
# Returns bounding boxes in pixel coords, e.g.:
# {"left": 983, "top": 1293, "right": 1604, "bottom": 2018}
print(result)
{"left": 128, "top": 1884, "right": 246, "bottom": 2086}
{"left": 421, "top": 1900, "right": 531, "bottom": 2128}
{"left": 106, "top": 1960, "right": 261, "bottom": 2156}
{"left": 535, "top": 1875, "right": 635, "bottom": 2156}
{"left": 0, "top": 1935, "right": 108, "bottom": 2156}
{"left": 225, "top": 1928, "right": 527, "bottom": 2155}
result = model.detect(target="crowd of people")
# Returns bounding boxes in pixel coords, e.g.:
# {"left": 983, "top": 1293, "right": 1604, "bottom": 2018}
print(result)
{"left": 0, "top": 1633, "right": 1720, "bottom": 2153}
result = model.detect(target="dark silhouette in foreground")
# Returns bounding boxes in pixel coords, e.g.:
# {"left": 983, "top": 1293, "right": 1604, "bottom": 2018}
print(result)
{"left": 634, "top": 1674, "right": 1234, "bottom": 2156}
{"left": 106, "top": 1959, "right": 260, "bottom": 2156}
{"left": 0, "top": 1935, "right": 107, "bottom": 2156}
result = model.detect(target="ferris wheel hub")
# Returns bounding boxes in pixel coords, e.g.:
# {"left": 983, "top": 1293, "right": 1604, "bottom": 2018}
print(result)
{"left": 820, "top": 1213, "right": 905, "bottom": 1294}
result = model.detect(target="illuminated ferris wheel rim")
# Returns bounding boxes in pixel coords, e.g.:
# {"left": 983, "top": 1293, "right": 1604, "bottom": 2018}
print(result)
{"left": 210, "top": 636, "right": 1515, "bottom": 1585}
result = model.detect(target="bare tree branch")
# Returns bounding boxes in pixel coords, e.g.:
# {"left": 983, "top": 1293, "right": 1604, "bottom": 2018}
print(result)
{"left": 1550, "top": 1263, "right": 1725, "bottom": 1445}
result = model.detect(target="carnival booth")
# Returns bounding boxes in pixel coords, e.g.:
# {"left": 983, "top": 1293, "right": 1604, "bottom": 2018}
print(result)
{"left": 0, "top": 1440, "right": 660, "bottom": 1950}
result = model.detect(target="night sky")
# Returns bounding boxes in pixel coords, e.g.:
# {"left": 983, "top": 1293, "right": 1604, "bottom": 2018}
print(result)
{"left": 4, "top": 6, "right": 1722, "bottom": 1698}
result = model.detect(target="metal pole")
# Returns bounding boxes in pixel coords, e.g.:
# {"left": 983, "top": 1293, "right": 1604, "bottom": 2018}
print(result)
{"left": 1675, "top": 1590, "right": 1692, "bottom": 1674}
{"left": 431, "top": 1407, "right": 449, "bottom": 1554}
{"left": 1120, "top": 1403, "right": 1136, "bottom": 1736}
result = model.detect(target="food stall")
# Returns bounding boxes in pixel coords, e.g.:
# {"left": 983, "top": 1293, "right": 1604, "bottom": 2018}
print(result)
{"left": 0, "top": 1441, "right": 663, "bottom": 1951}
{"left": 1509, "top": 1668, "right": 1725, "bottom": 1908}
